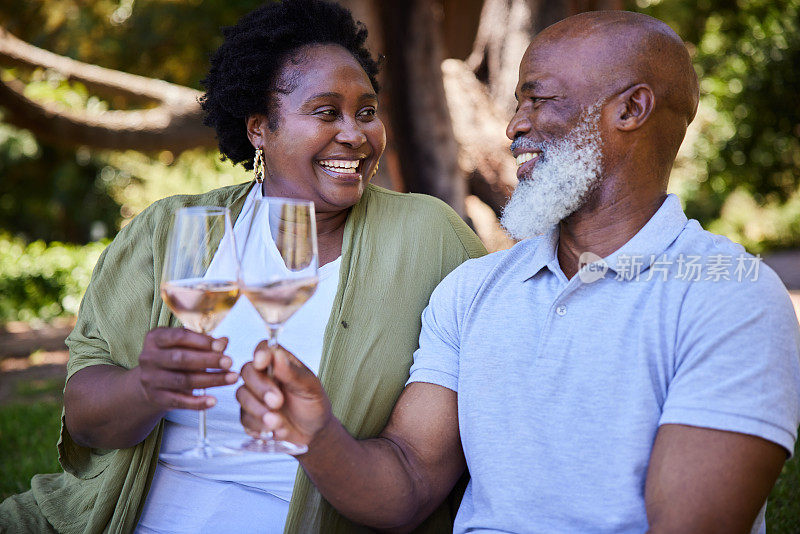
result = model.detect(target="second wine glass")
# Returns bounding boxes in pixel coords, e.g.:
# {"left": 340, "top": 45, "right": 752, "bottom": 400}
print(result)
{"left": 237, "top": 197, "right": 319, "bottom": 455}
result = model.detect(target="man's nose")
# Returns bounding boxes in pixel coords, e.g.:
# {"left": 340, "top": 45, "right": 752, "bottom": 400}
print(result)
{"left": 335, "top": 118, "right": 367, "bottom": 148}
{"left": 506, "top": 110, "right": 532, "bottom": 141}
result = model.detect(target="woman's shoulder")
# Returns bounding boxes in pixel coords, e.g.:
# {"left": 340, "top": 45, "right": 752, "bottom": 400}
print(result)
{"left": 363, "top": 184, "right": 467, "bottom": 228}
{"left": 365, "top": 183, "right": 451, "bottom": 210}
{"left": 148, "top": 182, "right": 252, "bottom": 214}
{"left": 100, "top": 182, "right": 252, "bottom": 256}
{"left": 363, "top": 184, "right": 487, "bottom": 258}
{"left": 127, "top": 182, "right": 252, "bottom": 229}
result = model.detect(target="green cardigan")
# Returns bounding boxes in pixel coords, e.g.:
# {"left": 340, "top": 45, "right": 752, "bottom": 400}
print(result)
{"left": 0, "top": 182, "right": 486, "bottom": 533}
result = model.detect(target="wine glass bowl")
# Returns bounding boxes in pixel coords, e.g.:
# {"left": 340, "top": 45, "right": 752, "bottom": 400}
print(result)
{"left": 236, "top": 197, "right": 319, "bottom": 455}
{"left": 161, "top": 279, "right": 240, "bottom": 334}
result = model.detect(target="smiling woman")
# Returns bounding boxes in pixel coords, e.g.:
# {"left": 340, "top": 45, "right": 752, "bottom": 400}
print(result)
{"left": 245, "top": 43, "right": 387, "bottom": 262}
{"left": 0, "top": 0, "right": 485, "bottom": 533}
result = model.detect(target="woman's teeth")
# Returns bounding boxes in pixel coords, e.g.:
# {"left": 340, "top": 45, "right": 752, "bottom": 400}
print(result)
{"left": 318, "top": 159, "right": 360, "bottom": 174}
{"left": 515, "top": 152, "right": 539, "bottom": 167}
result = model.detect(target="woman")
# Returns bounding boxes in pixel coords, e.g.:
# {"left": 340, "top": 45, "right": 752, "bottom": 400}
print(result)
{"left": 0, "top": 1, "right": 485, "bottom": 532}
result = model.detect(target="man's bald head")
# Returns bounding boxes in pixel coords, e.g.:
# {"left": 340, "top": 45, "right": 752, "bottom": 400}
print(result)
{"left": 533, "top": 11, "right": 698, "bottom": 125}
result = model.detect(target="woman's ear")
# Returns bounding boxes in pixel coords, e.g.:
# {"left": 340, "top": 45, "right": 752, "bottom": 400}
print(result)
{"left": 246, "top": 115, "right": 267, "bottom": 147}
{"left": 612, "top": 84, "right": 655, "bottom": 131}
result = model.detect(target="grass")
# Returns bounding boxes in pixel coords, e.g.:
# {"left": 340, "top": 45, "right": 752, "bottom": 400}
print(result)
{"left": 0, "top": 399, "right": 62, "bottom": 498}
{"left": 0, "top": 385, "right": 798, "bottom": 530}
{"left": 767, "top": 439, "right": 800, "bottom": 533}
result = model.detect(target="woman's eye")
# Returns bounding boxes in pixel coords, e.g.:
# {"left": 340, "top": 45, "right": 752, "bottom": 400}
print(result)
{"left": 315, "top": 108, "right": 337, "bottom": 119}
{"left": 358, "top": 107, "right": 377, "bottom": 119}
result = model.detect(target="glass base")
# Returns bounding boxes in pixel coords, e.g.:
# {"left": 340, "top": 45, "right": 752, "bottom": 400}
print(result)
{"left": 233, "top": 436, "right": 308, "bottom": 456}
{"left": 160, "top": 443, "right": 240, "bottom": 465}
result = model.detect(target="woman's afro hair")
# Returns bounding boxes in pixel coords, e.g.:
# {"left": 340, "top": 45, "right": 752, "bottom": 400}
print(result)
{"left": 200, "top": 0, "right": 380, "bottom": 170}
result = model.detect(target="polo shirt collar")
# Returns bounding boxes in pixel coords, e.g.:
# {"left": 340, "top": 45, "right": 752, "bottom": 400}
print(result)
{"left": 603, "top": 193, "right": 688, "bottom": 274}
{"left": 519, "top": 225, "right": 560, "bottom": 282}
{"left": 519, "top": 194, "right": 688, "bottom": 281}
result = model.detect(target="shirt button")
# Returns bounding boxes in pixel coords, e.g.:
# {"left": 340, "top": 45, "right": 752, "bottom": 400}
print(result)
{"left": 556, "top": 305, "right": 567, "bottom": 316}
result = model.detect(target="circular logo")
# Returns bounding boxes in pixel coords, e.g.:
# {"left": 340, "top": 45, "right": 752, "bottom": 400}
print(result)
{"left": 578, "top": 251, "right": 608, "bottom": 284}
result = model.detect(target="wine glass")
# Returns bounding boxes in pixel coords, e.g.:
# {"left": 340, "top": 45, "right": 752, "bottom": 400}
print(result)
{"left": 159, "top": 206, "right": 240, "bottom": 460}
{"left": 236, "top": 197, "right": 319, "bottom": 455}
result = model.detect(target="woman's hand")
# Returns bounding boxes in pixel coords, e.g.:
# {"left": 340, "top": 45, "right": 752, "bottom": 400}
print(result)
{"left": 237, "top": 342, "right": 333, "bottom": 448}
{"left": 136, "top": 327, "right": 239, "bottom": 412}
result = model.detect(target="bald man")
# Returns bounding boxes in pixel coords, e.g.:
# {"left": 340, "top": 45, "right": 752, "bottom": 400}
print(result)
{"left": 237, "top": 11, "right": 800, "bottom": 533}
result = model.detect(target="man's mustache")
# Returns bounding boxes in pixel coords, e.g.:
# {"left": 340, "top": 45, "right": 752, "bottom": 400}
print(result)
{"left": 510, "top": 136, "right": 545, "bottom": 155}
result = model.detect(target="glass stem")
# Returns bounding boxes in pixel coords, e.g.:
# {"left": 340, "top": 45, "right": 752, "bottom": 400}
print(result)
{"left": 267, "top": 327, "right": 282, "bottom": 349}
{"left": 196, "top": 327, "right": 211, "bottom": 450}
{"left": 198, "top": 390, "right": 209, "bottom": 449}
{"left": 257, "top": 326, "right": 283, "bottom": 443}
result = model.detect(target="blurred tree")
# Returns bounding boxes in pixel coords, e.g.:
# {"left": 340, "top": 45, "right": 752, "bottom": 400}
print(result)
{"left": 630, "top": 0, "right": 800, "bottom": 249}
{"left": 0, "top": 0, "right": 622, "bottom": 244}
{"left": 0, "top": 120, "right": 117, "bottom": 243}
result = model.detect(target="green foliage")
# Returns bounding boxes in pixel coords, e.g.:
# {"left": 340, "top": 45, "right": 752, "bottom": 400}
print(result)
{"left": 0, "top": 234, "right": 106, "bottom": 322}
{"left": 103, "top": 148, "right": 250, "bottom": 228}
{"left": 0, "top": 116, "right": 121, "bottom": 243}
{"left": 0, "top": 399, "right": 63, "bottom": 499}
{"left": 0, "top": 140, "right": 247, "bottom": 324}
{"left": 0, "top": 0, "right": 266, "bottom": 89}
{"left": 631, "top": 0, "right": 800, "bottom": 251}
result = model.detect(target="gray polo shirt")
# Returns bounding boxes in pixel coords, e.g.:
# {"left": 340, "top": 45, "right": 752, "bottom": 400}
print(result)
{"left": 408, "top": 194, "right": 800, "bottom": 533}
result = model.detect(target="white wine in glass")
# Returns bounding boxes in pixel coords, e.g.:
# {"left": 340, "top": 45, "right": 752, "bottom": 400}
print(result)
{"left": 237, "top": 197, "right": 319, "bottom": 455}
{"left": 159, "top": 206, "right": 240, "bottom": 461}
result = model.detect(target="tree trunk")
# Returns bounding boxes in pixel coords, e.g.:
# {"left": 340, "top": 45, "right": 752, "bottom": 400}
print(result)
{"left": 376, "top": 0, "right": 466, "bottom": 216}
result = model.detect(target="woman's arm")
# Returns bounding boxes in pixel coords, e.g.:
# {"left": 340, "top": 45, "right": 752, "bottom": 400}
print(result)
{"left": 64, "top": 328, "right": 237, "bottom": 449}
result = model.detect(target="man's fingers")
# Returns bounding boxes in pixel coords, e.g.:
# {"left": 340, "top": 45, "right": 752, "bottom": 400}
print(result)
{"left": 272, "top": 345, "right": 315, "bottom": 385}
{"left": 252, "top": 341, "right": 275, "bottom": 371}
{"left": 237, "top": 385, "right": 280, "bottom": 435}
{"left": 150, "top": 327, "right": 228, "bottom": 352}
{"left": 241, "top": 411, "right": 268, "bottom": 435}
{"left": 240, "top": 363, "right": 284, "bottom": 408}
{"left": 237, "top": 385, "right": 268, "bottom": 420}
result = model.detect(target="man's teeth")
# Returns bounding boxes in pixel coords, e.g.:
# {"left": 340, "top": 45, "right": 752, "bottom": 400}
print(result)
{"left": 318, "top": 159, "right": 360, "bottom": 174}
{"left": 515, "top": 152, "right": 539, "bottom": 167}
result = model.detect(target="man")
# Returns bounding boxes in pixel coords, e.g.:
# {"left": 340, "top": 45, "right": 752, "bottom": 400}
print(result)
{"left": 237, "top": 10, "right": 800, "bottom": 533}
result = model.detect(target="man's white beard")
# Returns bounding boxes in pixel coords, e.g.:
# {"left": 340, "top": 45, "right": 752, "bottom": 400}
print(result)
{"left": 501, "top": 105, "right": 603, "bottom": 240}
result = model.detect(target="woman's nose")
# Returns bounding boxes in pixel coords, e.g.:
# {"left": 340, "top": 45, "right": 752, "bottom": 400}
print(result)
{"left": 335, "top": 119, "right": 367, "bottom": 148}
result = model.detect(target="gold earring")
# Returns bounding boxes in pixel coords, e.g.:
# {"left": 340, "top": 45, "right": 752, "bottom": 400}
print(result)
{"left": 370, "top": 161, "right": 380, "bottom": 180}
{"left": 254, "top": 147, "right": 265, "bottom": 184}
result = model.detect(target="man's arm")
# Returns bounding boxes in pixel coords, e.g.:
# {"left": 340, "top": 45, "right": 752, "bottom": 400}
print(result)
{"left": 237, "top": 346, "right": 465, "bottom": 532}
{"left": 645, "top": 424, "right": 787, "bottom": 534}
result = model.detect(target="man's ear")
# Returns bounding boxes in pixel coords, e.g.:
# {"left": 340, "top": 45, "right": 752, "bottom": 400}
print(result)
{"left": 612, "top": 84, "right": 655, "bottom": 131}
{"left": 246, "top": 114, "right": 267, "bottom": 147}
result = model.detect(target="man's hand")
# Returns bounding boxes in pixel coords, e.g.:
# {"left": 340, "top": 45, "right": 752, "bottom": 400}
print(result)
{"left": 234, "top": 342, "right": 464, "bottom": 531}
{"left": 237, "top": 342, "right": 332, "bottom": 446}
{"left": 136, "top": 327, "right": 238, "bottom": 412}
